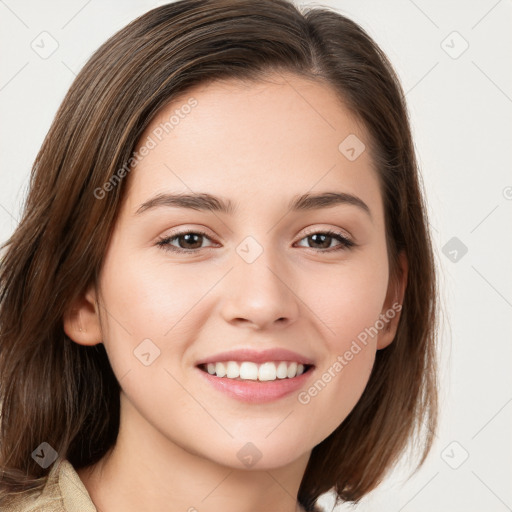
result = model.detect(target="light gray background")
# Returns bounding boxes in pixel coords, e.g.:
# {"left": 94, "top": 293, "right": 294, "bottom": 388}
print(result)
{"left": 1, "top": 1, "right": 511, "bottom": 511}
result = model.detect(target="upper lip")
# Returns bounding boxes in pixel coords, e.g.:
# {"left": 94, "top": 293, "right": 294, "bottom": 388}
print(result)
{"left": 195, "top": 348, "right": 315, "bottom": 367}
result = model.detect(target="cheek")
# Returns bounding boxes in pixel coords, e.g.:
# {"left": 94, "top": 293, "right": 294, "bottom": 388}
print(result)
{"left": 99, "top": 248, "right": 204, "bottom": 337}
{"left": 291, "top": 255, "right": 387, "bottom": 435}
{"left": 95, "top": 246, "right": 186, "bottom": 373}
{"left": 299, "top": 252, "right": 389, "bottom": 347}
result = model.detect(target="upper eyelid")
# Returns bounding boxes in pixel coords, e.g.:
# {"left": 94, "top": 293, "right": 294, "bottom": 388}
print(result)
{"left": 160, "top": 226, "right": 352, "bottom": 238}
{"left": 301, "top": 225, "right": 352, "bottom": 240}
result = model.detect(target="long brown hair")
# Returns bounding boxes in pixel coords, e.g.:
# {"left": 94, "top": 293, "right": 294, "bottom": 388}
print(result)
{"left": 0, "top": 0, "right": 438, "bottom": 509}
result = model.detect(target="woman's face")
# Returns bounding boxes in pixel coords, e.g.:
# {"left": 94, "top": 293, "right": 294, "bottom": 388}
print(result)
{"left": 86, "top": 73, "right": 404, "bottom": 469}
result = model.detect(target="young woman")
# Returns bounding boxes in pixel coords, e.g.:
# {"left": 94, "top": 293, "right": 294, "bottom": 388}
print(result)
{"left": 0, "top": 1, "right": 438, "bottom": 510}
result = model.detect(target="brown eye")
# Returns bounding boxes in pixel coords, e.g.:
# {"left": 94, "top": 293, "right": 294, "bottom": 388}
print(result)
{"left": 156, "top": 230, "right": 215, "bottom": 253}
{"left": 296, "top": 230, "right": 354, "bottom": 252}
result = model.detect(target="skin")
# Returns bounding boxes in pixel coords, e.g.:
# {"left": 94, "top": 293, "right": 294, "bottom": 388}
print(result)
{"left": 64, "top": 72, "right": 407, "bottom": 512}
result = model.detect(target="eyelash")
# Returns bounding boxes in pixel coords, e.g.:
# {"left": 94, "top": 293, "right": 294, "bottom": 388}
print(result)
{"left": 156, "top": 228, "right": 355, "bottom": 254}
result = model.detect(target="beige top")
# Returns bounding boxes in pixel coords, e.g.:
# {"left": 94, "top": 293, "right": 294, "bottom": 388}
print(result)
{"left": 4, "top": 458, "right": 97, "bottom": 512}
{"left": 5, "top": 458, "right": 323, "bottom": 512}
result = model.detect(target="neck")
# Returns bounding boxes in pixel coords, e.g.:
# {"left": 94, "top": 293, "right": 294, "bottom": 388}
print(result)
{"left": 77, "top": 391, "right": 311, "bottom": 512}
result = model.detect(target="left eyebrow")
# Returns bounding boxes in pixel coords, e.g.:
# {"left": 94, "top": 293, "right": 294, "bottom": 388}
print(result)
{"left": 135, "top": 191, "right": 372, "bottom": 221}
{"left": 289, "top": 192, "right": 372, "bottom": 221}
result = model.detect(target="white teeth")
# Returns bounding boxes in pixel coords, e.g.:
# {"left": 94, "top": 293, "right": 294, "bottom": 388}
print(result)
{"left": 239, "top": 361, "right": 258, "bottom": 380}
{"left": 258, "top": 362, "right": 276, "bottom": 381}
{"left": 226, "top": 361, "right": 240, "bottom": 379}
{"left": 215, "top": 362, "right": 226, "bottom": 378}
{"left": 276, "top": 361, "right": 288, "bottom": 379}
{"left": 287, "top": 362, "right": 297, "bottom": 378}
{"left": 203, "top": 360, "right": 310, "bottom": 381}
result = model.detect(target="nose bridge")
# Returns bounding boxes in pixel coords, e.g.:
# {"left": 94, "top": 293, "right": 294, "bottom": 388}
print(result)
{"left": 220, "top": 235, "right": 299, "bottom": 328}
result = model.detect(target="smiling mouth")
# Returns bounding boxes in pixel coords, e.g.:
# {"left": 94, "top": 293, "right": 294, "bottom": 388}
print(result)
{"left": 197, "top": 361, "right": 314, "bottom": 382}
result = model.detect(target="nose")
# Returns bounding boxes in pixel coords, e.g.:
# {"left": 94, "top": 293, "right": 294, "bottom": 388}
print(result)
{"left": 219, "top": 246, "right": 300, "bottom": 330}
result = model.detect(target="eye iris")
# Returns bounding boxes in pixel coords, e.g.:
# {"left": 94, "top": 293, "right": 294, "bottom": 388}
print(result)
{"left": 309, "top": 233, "right": 331, "bottom": 249}
{"left": 179, "top": 233, "right": 203, "bottom": 249}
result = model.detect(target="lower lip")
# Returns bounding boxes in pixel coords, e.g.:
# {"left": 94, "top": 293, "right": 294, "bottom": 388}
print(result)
{"left": 196, "top": 366, "right": 315, "bottom": 403}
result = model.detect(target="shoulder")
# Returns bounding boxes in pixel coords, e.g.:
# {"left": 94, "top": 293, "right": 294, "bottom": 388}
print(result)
{"left": 2, "top": 458, "right": 97, "bottom": 512}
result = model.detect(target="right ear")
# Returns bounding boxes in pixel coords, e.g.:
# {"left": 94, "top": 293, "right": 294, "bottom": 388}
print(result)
{"left": 63, "top": 283, "right": 102, "bottom": 346}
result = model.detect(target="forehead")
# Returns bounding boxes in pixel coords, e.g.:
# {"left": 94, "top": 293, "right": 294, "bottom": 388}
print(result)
{"left": 123, "top": 73, "right": 383, "bottom": 222}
